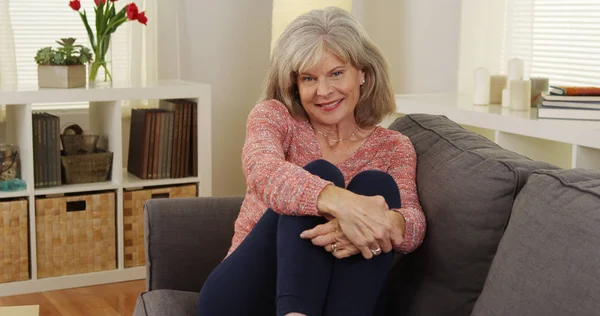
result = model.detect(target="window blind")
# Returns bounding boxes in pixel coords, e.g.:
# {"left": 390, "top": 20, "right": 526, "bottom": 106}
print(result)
{"left": 503, "top": 0, "right": 600, "bottom": 87}
{"left": 9, "top": 0, "right": 128, "bottom": 109}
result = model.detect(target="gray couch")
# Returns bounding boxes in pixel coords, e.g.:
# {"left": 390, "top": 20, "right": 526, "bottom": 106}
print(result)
{"left": 133, "top": 114, "right": 600, "bottom": 316}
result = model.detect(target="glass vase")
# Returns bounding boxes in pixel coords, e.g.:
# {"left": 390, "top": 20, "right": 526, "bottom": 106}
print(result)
{"left": 88, "top": 47, "right": 113, "bottom": 88}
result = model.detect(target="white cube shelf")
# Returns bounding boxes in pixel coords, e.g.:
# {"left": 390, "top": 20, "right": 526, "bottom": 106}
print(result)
{"left": 0, "top": 80, "right": 211, "bottom": 296}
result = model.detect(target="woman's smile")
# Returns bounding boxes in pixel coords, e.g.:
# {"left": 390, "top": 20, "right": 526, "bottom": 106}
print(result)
{"left": 316, "top": 98, "right": 344, "bottom": 112}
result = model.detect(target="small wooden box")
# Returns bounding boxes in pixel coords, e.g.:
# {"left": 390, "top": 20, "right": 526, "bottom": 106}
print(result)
{"left": 37, "top": 65, "right": 86, "bottom": 89}
{"left": 35, "top": 191, "right": 116, "bottom": 278}
{"left": 123, "top": 184, "right": 197, "bottom": 268}
{"left": 0, "top": 198, "right": 29, "bottom": 283}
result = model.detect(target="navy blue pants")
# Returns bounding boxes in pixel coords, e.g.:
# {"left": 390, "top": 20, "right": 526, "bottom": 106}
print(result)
{"left": 197, "top": 160, "right": 401, "bottom": 316}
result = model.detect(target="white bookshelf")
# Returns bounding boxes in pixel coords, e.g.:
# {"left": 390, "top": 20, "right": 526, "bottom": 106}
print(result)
{"left": 395, "top": 93, "right": 600, "bottom": 170}
{"left": 0, "top": 80, "right": 211, "bottom": 296}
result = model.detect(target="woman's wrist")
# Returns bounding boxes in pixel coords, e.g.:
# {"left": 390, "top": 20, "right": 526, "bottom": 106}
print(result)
{"left": 316, "top": 185, "right": 350, "bottom": 218}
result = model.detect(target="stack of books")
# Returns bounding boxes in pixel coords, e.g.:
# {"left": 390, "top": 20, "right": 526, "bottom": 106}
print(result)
{"left": 538, "top": 86, "right": 600, "bottom": 121}
{"left": 127, "top": 99, "right": 198, "bottom": 180}
{"left": 32, "top": 112, "right": 62, "bottom": 188}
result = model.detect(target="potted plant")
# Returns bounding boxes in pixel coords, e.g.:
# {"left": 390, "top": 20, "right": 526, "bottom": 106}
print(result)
{"left": 34, "top": 38, "right": 93, "bottom": 88}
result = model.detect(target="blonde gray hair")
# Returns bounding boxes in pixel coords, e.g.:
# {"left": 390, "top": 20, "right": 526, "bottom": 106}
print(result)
{"left": 263, "top": 7, "right": 395, "bottom": 128}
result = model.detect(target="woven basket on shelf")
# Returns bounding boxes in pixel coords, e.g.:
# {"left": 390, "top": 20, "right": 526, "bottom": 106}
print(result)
{"left": 35, "top": 191, "right": 116, "bottom": 278}
{"left": 0, "top": 198, "right": 29, "bottom": 283}
{"left": 123, "top": 184, "right": 197, "bottom": 268}
{"left": 60, "top": 134, "right": 99, "bottom": 155}
{"left": 61, "top": 149, "right": 113, "bottom": 184}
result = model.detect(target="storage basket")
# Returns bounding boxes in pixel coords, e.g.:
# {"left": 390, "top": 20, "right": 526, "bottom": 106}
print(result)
{"left": 60, "top": 134, "right": 99, "bottom": 155}
{"left": 35, "top": 191, "right": 116, "bottom": 278}
{"left": 123, "top": 184, "right": 197, "bottom": 268}
{"left": 61, "top": 149, "right": 113, "bottom": 184}
{"left": 0, "top": 198, "right": 29, "bottom": 283}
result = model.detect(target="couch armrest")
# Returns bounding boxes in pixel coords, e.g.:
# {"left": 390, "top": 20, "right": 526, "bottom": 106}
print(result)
{"left": 143, "top": 196, "right": 244, "bottom": 292}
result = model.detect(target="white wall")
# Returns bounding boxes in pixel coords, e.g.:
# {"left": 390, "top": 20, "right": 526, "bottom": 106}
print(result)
{"left": 175, "top": 0, "right": 273, "bottom": 196}
{"left": 353, "top": 0, "right": 462, "bottom": 94}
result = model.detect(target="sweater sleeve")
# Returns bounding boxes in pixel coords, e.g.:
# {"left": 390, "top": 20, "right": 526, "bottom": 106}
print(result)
{"left": 242, "top": 101, "right": 331, "bottom": 216}
{"left": 387, "top": 134, "right": 426, "bottom": 254}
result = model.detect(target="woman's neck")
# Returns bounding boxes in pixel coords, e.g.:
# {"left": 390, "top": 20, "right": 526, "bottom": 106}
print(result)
{"left": 309, "top": 121, "right": 358, "bottom": 143}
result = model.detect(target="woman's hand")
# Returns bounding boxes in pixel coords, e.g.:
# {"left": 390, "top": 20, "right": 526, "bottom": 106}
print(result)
{"left": 314, "top": 185, "right": 406, "bottom": 259}
{"left": 300, "top": 219, "right": 360, "bottom": 259}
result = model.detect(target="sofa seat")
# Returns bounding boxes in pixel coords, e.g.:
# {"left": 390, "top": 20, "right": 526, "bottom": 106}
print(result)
{"left": 134, "top": 289, "right": 200, "bottom": 316}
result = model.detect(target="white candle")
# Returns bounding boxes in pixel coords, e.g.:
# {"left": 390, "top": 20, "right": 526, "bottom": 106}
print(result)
{"left": 507, "top": 58, "right": 524, "bottom": 85}
{"left": 502, "top": 88, "right": 511, "bottom": 108}
{"left": 510, "top": 79, "right": 532, "bottom": 111}
{"left": 474, "top": 67, "right": 491, "bottom": 105}
{"left": 490, "top": 75, "right": 507, "bottom": 104}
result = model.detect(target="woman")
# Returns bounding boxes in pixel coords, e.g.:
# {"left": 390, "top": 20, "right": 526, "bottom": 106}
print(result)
{"left": 198, "top": 7, "right": 425, "bottom": 316}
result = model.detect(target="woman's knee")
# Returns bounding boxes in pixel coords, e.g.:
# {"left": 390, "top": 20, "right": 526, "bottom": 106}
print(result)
{"left": 303, "top": 159, "right": 344, "bottom": 187}
{"left": 347, "top": 170, "right": 401, "bottom": 209}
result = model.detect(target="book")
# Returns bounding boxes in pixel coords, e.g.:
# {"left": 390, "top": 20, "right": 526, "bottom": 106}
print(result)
{"left": 549, "top": 86, "right": 600, "bottom": 96}
{"left": 541, "top": 100, "right": 600, "bottom": 110}
{"left": 542, "top": 93, "right": 600, "bottom": 102}
{"left": 537, "top": 106, "right": 600, "bottom": 121}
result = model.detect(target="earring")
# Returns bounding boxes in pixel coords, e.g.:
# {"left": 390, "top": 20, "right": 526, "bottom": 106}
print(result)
{"left": 361, "top": 79, "right": 366, "bottom": 85}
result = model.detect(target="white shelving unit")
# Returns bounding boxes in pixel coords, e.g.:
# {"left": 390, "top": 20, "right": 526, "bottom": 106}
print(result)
{"left": 395, "top": 93, "right": 600, "bottom": 170}
{"left": 0, "top": 80, "right": 211, "bottom": 296}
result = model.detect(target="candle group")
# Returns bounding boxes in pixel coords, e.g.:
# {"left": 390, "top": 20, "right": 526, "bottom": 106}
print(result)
{"left": 472, "top": 58, "right": 548, "bottom": 111}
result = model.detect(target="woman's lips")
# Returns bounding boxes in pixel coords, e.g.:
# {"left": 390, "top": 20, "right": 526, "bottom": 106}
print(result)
{"left": 317, "top": 99, "right": 343, "bottom": 112}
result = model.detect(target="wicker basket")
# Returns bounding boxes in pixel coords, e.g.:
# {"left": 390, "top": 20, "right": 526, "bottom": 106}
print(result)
{"left": 35, "top": 191, "right": 116, "bottom": 278}
{"left": 123, "top": 184, "right": 197, "bottom": 268}
{"left": 61, "top": 149, "right": 113, "bottom": 184}
{"left": 60, "top": 134, "right": 99, "bottom": 155}
{"left": 0, "top": 198, "right": 29, "bottom": 283}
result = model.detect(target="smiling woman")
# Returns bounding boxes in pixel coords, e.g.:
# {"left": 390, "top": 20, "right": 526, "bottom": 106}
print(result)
{"left": 197, "top": 7, "right": 426, "bottom": 316}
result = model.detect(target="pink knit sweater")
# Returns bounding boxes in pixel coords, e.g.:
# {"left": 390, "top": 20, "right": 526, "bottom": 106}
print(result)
{"left": 227, "top": 100, "right": 426, "bottom": 256}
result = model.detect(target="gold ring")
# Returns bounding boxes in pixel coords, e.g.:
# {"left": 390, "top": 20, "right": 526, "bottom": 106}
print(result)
{"left": 331, "top": 243, "right": 337, "bottom": 253}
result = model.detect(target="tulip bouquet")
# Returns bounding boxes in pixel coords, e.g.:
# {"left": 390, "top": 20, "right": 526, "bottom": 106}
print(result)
{"left": 69, "top": 0, "right": 147, "bottom": 84}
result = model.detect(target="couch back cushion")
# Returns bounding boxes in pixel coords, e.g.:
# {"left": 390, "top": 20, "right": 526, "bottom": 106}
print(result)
{"left": 386, "top": 114, "right": 557, "bottom": 316}
{"left": 472, "top": 168, "right": 600, "bottom": 316}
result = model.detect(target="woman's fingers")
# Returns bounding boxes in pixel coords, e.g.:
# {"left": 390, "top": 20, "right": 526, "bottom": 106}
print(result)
{"left": 300, "top": 220, "right": 336, "bottom": 239}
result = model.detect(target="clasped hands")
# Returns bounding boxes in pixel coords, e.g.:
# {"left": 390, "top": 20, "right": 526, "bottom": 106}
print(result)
{"left": 300, "top": 188, "right": 405, "bottom": 260}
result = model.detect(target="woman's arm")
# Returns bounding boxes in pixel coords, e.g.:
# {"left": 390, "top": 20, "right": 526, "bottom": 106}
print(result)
{"left": 386, "top": 135, "right": 426, "bottom": 254}
{"left": 242, "top": 101, "right": 331, "bottom": 216}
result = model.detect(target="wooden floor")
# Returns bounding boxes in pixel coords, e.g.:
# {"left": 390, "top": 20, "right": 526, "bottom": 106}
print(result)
{"left": 0, "top": 280, "right": 145, "bottom": 316}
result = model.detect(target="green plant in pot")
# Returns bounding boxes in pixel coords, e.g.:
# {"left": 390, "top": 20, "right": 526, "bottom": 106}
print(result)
{"left": 35, "top": 38, "right": 93, "bottom": 88}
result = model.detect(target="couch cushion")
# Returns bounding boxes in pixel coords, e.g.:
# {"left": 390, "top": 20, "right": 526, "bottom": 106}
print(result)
{"left": 472, "top": 168, "right": 600, "bottom": 315}
{"left": 133, "top": 290, "right": 199, "bottom": 316}
{"left": 386, "top": 114, "right": 557, "bottom": 316}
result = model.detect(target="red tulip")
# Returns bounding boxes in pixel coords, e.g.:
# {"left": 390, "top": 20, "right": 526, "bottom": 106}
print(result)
{"left": 110, "top": 0, "right": 118, "bottom": 2}
{"left": 136, "top": 11, "right": 147, "bottom": 25}
{"left": 69, "top": 0, "right": 81, "bottom": 11}
{"left": 94, "top": 0, "right": 107, "bottom": 5}
{"left": 126, "top": 3, "right": 139, "bottom": 20}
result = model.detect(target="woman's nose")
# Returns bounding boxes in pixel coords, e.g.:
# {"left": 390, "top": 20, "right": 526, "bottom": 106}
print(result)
{"left": 316, "top": 79, "right": 332, "bottom": 96}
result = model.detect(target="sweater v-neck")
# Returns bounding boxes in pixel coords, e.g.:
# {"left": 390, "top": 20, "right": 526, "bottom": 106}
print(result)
{"left": 302, "top": 119, "right": 382, "bottom": 168}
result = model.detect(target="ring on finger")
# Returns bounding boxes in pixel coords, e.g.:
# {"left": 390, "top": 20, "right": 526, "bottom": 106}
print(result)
{"left": 331, "top": 243, "right": 337, "bottom": 253}
{"left": 371, "top": 247, "right": 381, "bottom": 255}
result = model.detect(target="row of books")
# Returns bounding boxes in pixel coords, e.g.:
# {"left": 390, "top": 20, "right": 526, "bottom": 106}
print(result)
{"left": 538, "top": 86, "right": 600, "bottom": 121}
{"left": 127, "top": 99, "right": 197, "bottom": 180}
{"left": 32, "top": 113, "right": 62, "bottom": 188}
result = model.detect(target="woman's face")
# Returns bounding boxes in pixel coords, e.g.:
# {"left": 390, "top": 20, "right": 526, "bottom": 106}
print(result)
{"left": 296, "top": 51, "right": 364, "bottom": 128}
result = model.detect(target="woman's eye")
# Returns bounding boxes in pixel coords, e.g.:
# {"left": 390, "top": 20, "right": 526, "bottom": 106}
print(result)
{"left": 302, "top": 77, "right": 314, "bottom": 82}
{"left": 332, "top": 71, "right": 343, "bottom": 77}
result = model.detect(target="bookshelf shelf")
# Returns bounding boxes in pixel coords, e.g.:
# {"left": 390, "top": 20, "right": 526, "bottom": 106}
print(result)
{"left": 0, "top": 80, "right": 211, "bottom": 296}
{"left": 0, "top": 190, "right": 30, "bottom": 199}
{"left": 395, "top": 93, "right": 600, "bottom": 169}
{"left": 122, "top": 169, "right": 200, "bottom": 189}
{"left": 33, "top": 181, "right": 119, "bottom": 196}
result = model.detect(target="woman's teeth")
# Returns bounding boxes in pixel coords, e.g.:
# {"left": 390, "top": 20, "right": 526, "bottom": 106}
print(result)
{"left": 320, "top": 99, "right": 342, "bottom": 109}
